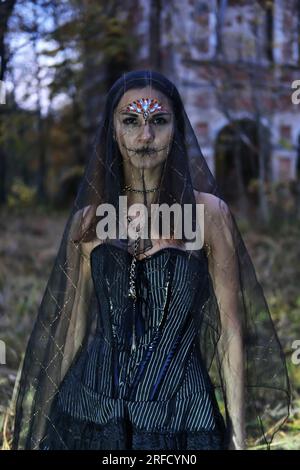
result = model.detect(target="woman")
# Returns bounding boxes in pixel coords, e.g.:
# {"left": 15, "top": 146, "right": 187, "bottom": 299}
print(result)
{"left": 12, "top": 70, "right": 290, "bottom": 450}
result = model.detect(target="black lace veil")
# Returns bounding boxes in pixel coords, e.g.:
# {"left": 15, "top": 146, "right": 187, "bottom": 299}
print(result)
{"left": 11, "top": 70, "right": 291, "bottom": 450}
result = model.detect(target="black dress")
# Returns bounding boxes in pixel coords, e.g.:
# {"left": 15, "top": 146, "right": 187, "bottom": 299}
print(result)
{"left": 39, "top": 244, "right": 227, "bottom": 450}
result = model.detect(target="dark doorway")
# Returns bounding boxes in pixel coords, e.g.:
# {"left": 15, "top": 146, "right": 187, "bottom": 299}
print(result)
{"left": 215, "top": 119, "right": 270, "bottom": 206}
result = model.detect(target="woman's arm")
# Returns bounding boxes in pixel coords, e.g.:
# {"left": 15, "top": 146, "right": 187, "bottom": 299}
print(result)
{"left": 60, "top": 206, "right": 94, "bottom": 382}
{"left": 197, "top": 192, "right": 246, "bottom": 450}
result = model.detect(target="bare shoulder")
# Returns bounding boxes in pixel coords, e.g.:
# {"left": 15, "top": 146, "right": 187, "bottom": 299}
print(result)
{"left": 193, "top": 190, "right": 232, "bottom": 247}
{"left": 74, "top": 204, "right": 95, "bottom": 221}
{"left": 193, "top": 189, "right": 230, "bottom": 217}
{"left": 69, "top": 205, "right": 102, "bottom": 256}
{"left": 70, "top": 205, "right": 95, "bottom": 232}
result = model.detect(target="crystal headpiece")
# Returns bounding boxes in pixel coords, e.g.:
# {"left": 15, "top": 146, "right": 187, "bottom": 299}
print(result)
{"left": 125, "top": 98, "right": 164, "bottom": 121}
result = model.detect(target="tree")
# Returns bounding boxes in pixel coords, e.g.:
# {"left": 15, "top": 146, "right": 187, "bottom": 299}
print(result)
{"left": 0, "top": 0, "right": 17, "bottom": 205}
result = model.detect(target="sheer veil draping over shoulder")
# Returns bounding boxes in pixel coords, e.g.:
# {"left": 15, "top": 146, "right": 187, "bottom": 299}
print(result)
{"left": 12, "top": 70, "right": 290, "bottom": 450}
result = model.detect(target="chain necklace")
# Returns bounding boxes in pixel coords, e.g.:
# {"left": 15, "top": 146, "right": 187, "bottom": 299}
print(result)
{"left": 127, "top": 217, "right": 142, "bottom": 353}
{"left": 123, "top": 184, "right": 159, "bottom": 194}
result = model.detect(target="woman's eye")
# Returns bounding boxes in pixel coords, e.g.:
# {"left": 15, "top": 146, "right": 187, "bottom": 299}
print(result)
{"left": 122, "top": 116, "right": 168, "bottom": 126}
{"left": 152, "top": 117, "right": 167, "bottom": 125}
{"left": 123, "top": 117, "right": 137, "bottom": 125}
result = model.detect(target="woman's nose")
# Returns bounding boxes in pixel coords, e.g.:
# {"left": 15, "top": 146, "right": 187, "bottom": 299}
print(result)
{"left": 140, "top": 122, "right": 154, "bottom": 142}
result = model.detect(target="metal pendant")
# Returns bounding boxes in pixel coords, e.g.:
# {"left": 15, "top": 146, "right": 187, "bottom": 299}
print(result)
{"left": 128, "top": 227, "right": 140, "bottom": 353}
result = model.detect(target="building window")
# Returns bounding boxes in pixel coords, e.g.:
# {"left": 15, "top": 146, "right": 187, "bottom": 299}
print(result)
{"left": 278, "top": 156, "right": 291, "bottom": 180}
{"left": 298, "top": 0, "right": 300, "bottom": 65}
{"left": 280, "top": 125, "right": 291, "bottom": 140}
{"left": 196, "top": 121, "right": 209, "bottom": 139}
{"left": 265, "top": 1, "right": 274, "bottom": 62}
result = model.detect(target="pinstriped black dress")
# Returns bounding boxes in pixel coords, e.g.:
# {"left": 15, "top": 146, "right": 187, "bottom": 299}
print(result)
{"left": 39, "top": 243, "right": 227, "bottom": 450}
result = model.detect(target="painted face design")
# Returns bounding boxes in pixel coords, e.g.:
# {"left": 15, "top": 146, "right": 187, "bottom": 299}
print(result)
{"left": 125, "top": 97, "right": 165, "bottom": 122}
{"left": 114, "top": 91, "right": 174, "bottom": 168}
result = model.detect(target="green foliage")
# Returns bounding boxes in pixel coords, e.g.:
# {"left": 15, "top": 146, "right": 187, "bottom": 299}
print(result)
{"left": 278, "top": 138, "right": 293, "bottom": 150}
{"left": 248, "top": 180, "right": 300, "bottom": 230}
{"left": 7, "top": 179, "right": 37, "bottom": 209}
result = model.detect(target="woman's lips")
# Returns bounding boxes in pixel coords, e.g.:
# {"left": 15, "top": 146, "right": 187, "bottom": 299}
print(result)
{"left": 139, "top": 149, "right": 156, "bottom": 155}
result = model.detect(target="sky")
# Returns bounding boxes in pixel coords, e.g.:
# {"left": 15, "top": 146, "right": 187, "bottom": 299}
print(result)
{"left": 5, "top": 0, "right": 77, "bottom": 115}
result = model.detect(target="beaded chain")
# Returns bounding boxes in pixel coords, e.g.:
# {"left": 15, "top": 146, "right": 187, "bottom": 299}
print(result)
{"left": 128, "top": 216, "right": 142, "bottom": 353}
{"left": 119, "top": 219, "right": 173, "bottom": 388}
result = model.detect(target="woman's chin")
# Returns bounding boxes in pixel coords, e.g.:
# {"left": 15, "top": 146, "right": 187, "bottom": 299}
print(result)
{"left": 129, "top": 155, "right": 166, "bottom": 170}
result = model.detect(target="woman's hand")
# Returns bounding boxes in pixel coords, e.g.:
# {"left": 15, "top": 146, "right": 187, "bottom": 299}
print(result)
{"left": 228, "top": 433, "right": 247, "bottom": 450}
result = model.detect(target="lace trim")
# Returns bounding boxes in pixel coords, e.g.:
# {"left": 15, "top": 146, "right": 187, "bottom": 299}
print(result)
{"left": 40, "top": 413, "right": 227, "bottom": 450}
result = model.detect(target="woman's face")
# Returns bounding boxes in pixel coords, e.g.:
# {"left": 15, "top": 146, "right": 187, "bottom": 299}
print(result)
{"left": 113, "top": 86, "right": 174, "bottom": 170}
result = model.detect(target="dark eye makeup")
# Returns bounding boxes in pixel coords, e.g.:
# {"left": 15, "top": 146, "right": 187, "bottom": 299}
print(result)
{"left": 122, "top": 116, "right": 169, "bottom": 126}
